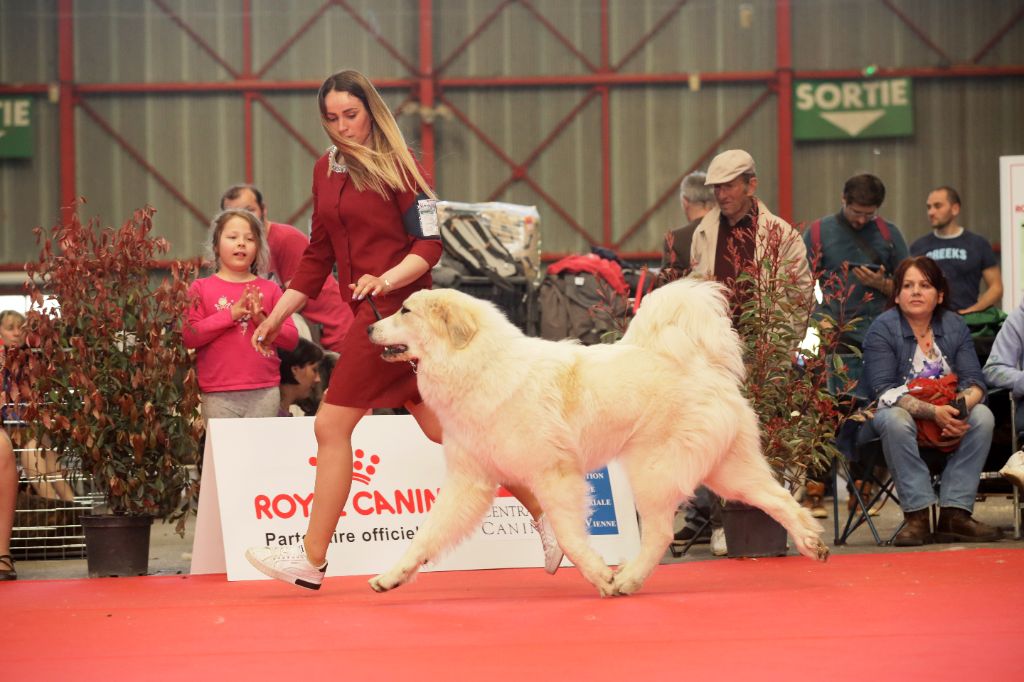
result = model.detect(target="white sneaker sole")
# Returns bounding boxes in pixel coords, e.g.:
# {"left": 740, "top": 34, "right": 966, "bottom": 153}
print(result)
{"left": 244, "top": 548, "right": 325, "bottom": 591}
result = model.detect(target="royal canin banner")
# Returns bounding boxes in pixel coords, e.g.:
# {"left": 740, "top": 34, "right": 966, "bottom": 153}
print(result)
{"left": 190, "top": 416, "right": 641, "bottom": 581}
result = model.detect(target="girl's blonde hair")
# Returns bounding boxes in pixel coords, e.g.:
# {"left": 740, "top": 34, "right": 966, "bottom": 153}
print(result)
{"left": 207, "top": 208, "right": 269, "bottom": 276}
{"left": 0, "top": 310, "right": 26, "bottom": 327}
{"left": 317, "top": 70, "right": 436, "bottom": 200}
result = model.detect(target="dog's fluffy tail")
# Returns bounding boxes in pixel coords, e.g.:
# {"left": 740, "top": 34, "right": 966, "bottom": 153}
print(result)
{"left": 620, "top": 278, "right": 745, "bottom": 381}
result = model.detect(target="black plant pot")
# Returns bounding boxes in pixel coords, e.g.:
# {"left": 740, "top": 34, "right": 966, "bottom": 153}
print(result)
{"left": 720, "top": 501, "right": 787, "bottom": 558}
{"left": 80, "top": 514, "right": 154, "bottom": 577}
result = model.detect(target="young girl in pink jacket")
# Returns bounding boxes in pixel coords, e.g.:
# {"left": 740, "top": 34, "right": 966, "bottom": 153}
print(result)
{"left": 183, "top": 209, "right": 298, "bottom": 421}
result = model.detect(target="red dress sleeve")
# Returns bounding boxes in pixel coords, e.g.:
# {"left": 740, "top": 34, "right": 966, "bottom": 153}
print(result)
{"left": 289, "top": 157, "right": 338, "bottom": 300}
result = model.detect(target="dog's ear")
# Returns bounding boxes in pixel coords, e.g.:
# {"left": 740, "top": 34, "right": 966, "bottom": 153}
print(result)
{"left": 427, "top": 296, "right": 478, "bottom": 349}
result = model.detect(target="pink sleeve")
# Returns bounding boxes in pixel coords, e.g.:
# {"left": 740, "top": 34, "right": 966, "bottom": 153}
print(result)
{"left": 182, "top": 279, "right": 235, "bottom": 349}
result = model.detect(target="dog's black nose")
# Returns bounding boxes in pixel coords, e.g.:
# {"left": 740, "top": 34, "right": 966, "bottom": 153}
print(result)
{"left": 366, "top": 323, "right": 375, "bottom": 336}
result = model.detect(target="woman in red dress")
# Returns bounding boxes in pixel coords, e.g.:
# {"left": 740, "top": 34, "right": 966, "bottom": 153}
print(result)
{"left": 245, "top": 70, "right": 560, "bottom": 589}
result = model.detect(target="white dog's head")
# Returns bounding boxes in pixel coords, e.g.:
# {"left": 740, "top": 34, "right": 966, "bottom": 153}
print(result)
{"left": 367, "top": 288, "right": 483, "bottom": 363}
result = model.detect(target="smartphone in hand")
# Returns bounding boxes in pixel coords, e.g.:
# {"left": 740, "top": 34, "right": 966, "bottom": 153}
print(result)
{"left": 952, "top": 396, "right": 968, "bottom": 419}
{"left": 848, "top": 262, "right": 883, "bottom": 272}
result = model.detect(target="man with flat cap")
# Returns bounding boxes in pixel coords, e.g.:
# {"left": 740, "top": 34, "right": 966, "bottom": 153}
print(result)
{"left": 685, "top": 149, "right": 811, "bottom": 556}
{"left": 690, "top": 149, "right": 811, "bottom": 312}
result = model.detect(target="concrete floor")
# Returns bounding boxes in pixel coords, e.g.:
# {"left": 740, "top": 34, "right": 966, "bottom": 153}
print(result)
{"left": 11, "top": 486, "right": 1024, "bottom": 581}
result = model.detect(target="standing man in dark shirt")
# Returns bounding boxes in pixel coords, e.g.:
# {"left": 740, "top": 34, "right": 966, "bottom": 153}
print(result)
{"left": 910, "top": 186, "right": 1002, "bottom": 315}
{"left": 805, "top": 174, "right": 908, "bottom": 378}
{"left": 657, "top": 171, "right": 715, "bottom": 284}
{"left": 803, "top": 173, "right": 908, "bottom": 517}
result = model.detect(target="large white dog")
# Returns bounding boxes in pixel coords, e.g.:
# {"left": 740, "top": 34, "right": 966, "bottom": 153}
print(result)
{"left": 366, "top": 278, "right": 828, "bottom": 596}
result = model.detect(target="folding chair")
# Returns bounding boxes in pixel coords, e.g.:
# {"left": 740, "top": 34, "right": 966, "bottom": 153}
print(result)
{"left": 1008, "top": 394, "right": 1022, "bottom": 539}
{"left": 833, "top": 438, "right": 946, "bottom": 546}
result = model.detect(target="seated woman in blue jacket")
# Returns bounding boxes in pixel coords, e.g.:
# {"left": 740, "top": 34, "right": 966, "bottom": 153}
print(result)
{"left": 859, "top": 256, "right": 999, "bottom": 546}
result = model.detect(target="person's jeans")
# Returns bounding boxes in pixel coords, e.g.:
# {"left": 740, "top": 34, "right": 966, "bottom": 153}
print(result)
{"left": 857, "top": 404, "right": 994, "bottom": 513}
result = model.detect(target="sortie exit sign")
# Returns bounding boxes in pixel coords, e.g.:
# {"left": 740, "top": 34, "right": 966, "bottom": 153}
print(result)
{"left": 0, "top": 97, "right": 34, "bottom": 158}
{"left": 793, "top": 78, "right": 913, "bottom": 141}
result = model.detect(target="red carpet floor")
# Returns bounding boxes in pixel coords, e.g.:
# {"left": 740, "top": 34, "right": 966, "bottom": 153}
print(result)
{"left": 3, "top": 548, "right": 1023, "bottom": 681}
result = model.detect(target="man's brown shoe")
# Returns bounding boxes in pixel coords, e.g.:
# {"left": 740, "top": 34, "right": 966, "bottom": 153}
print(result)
{"left": 893, "top": 508, "right": 932, "bottom": 547}
{"left": 934, "top": 508, "right": 1001, "bottom": 543}
{"left": 803, "top": 481, "right": 828, "bottom": 519}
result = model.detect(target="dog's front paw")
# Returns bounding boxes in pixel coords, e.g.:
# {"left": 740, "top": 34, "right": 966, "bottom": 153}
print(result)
{"left": 609, "top": 563, "right": 647, "bottom": 596}
{"left": 810, "top": 537, "right": 830, "bottom": 562}
{"left": 368, "top": 571, "right": 405, "bottom": 593}
{"left": 796, "top": 536, "right": 830, "bottom": 563}
{"left": 581, "top": 564, "right": 616, "bottom": 597}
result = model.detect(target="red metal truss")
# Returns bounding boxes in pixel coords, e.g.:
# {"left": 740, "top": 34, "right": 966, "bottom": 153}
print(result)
{"left": 1, "top": 0, "right": 1021, "bottom": 265}
{"left": 77, "top": 100, "right": 209, "bottom": 225}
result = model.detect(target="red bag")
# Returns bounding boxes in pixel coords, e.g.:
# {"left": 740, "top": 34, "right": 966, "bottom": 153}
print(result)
{"left": 907, "top": 374, "right": 960, "bottom": 453}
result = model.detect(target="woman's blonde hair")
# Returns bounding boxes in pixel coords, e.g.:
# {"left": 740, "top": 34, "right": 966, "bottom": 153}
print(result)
{"left": 207, "top": 208, "right": 270, "bottom": 276}
{"left": 317, "top": 70, "right": 435, "bottom": 200}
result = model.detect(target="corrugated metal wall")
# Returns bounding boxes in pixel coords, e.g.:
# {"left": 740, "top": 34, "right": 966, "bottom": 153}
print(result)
{"left": 1, "top": 0, "right": 1022, "bottom": 271}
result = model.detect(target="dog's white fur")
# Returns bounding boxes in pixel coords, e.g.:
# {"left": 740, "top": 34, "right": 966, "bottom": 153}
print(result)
{"left": 366, "top": 279, "right": 828, "bottom": 596}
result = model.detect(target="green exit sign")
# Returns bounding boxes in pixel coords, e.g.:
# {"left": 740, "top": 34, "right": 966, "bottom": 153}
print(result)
{"left": 793, "top": 78, "right": 913, "bottom": 141}
{"left": 0, "top": 98, "right": 34, "bottom": 158}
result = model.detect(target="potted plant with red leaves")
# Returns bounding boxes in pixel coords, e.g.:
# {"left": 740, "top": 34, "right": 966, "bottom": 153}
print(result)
{"left": 720, "top": 219, "right": 857, "bottom": 557}
{"left": 13, "top": 205, "right": 203, "bottom": 577}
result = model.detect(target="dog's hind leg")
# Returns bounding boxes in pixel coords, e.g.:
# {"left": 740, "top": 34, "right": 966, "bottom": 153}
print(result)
{"left": 703, "top": 429, "right": 829, "bottom": 563}
{"left": 369, "top": 471, "right": 496, "bottom": 593}
{"left": 611, "top": 452, "right": 685, "bottom": 595}
{"left": 531, "top": 466, "right": 615, "bottom": 596}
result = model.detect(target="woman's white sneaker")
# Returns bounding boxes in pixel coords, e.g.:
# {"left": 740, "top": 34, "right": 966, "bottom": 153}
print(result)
{"left": 532, "top": 514, "right": 564, "bottom": 574}
{"left": 245, "top": 544, "right": 327, "bottom": 590}
{"left": 1000, "top": 450, "right": 1024, "bottom": 490}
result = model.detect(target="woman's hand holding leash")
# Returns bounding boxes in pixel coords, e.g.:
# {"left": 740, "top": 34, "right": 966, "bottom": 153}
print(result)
{"left": 251, "top": 317, "right": 279, "bottom": 357}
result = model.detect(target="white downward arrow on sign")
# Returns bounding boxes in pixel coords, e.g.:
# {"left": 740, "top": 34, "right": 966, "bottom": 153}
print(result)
{"left": 820, "top": 110, "right": 885, "bottom": 137}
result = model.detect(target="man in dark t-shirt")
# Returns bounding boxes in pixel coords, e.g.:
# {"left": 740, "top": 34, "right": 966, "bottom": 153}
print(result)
{"left": 910, "top": 186, "right": 1002, "bottom": 314}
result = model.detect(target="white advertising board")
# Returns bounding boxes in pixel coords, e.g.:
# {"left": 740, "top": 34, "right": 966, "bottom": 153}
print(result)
{"left": 1000, "top": 155, "right": 1024, "bottom": 311}
{"left": 190, "top": 416, "right": 641, "bottom": 581}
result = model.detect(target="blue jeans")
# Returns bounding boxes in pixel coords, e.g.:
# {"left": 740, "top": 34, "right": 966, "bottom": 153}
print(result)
{"left": 857, "top": 404, "right": 994, "bottom": 513}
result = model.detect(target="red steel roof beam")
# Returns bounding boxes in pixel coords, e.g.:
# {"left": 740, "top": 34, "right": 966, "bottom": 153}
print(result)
{"left": 971, "top": 4, "right": 1024, "bottom": 64}
{"left": 74, "top": 79, "right": 418, "bottom": 94}
{"left": 418, "top": 0, "right": 436, "bottom": 176}
{"left": 243, "top": 0, "right": 253, "bottom": 182}
{"left": 252, "top": 94, "right": 321, "bottom": 158}
{"left": 150, "top": 0, "right": 240, "bottom": 79}
{"left": 58, "top": 0, "right": 76, "bottom": 224}
{"left": 255, "top": 0, "right": 334, "bottom": 79}
{"left": 600, "top": 0, "right": 612, "bottom": 246}
{"left": 435, "top": 0, "right": 516, "bottom": 76}
{"left": 0, "top": 85, "right": 50, "bottom": 95}
{"left": 795, "top": 65, "right": 1024, "bottom": 79}
{"left": 612, "top": 0, "right": 691, "bottom": 72}
{"left": 78, "top": 100, "right": 209, "bottom": 226}
{"left": 440, "top": 71, "right": 775, "bottom": 87}
{"left": 518, "top": 0, "right": 598, "bottom": 72}
{"left": 775, "top": 0, "right": 793, "bottom": 221}
{"left": 879, "top": 0, "right": 954, "bottom": 65}
{"left": 613, "top": 87, "right": 773, "bottom": 251}
{"left": 336, "top": 0, "right": 420, "bottom": 75}
{"left": 285, "top": 196, "right": 315, "bottom": 228}
{"left": 438, "top": 96, "right": 595, "bottom": 243}
{"left": 487, "top": 90, "right": 599, "bottom": 198}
